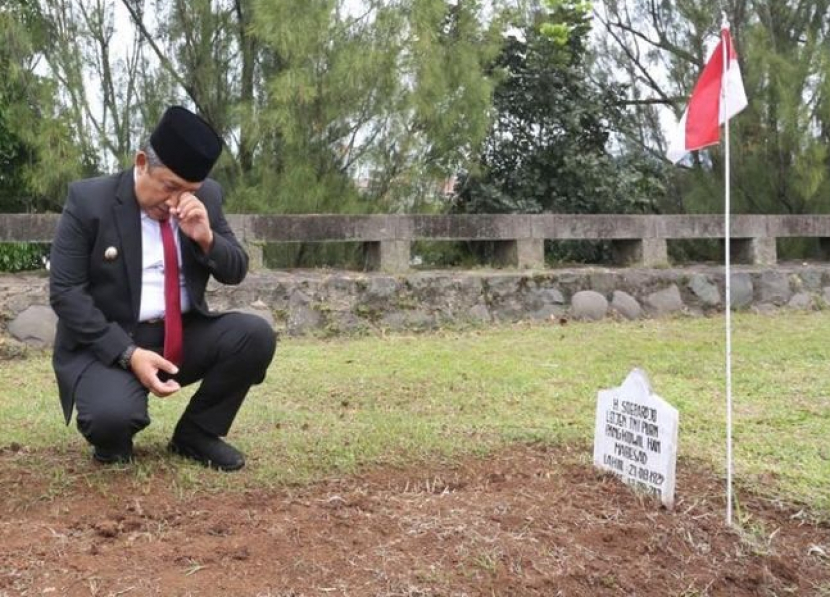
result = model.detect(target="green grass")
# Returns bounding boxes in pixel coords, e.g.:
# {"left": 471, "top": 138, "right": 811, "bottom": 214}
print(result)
{"left": 2, "top": 311, "right": 830, "bottom": 512}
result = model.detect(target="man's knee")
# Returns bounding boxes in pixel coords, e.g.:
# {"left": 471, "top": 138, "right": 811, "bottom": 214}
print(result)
{"left": 234, "top": 313, "right": 277, "bottom": 358}
{"left": 76, "top": 403, "right": 149, "bottom": 448}
{"left": 250, "top": 316, "right": 277, "bottom": 353}
{"left": 241, "top": 315, "right": 277, "bottom": 374}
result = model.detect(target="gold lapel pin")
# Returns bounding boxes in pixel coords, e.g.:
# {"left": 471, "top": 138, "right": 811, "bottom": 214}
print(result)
{"left": 104, "top": 246, "right": 119, "bottom": 261}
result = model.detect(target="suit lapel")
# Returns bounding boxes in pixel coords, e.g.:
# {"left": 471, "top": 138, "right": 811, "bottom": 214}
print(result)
{"left": 113, "top": 169, "right": 143, "bottom": 322}
{"left": 179, "top": 228, "right": 205, "bottom": 313}
{"left": 179, "top": 227, "right": 195, "bottom": 277}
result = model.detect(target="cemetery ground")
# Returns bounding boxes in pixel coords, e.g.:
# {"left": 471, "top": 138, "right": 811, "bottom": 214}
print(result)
{"left": 1, "top": 313, "right": 829, "bottom": 596}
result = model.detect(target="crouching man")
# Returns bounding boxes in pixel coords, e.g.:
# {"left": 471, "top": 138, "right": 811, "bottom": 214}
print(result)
{"left": 49, "top": 105, "right": 276, "bottom": 471}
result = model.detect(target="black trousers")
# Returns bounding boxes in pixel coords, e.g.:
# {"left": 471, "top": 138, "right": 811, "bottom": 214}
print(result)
{"left": 73, "top": 312, "right": 277, "bottom": 453}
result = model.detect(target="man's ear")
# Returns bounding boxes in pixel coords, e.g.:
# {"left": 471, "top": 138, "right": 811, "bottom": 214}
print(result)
{"left": 134, "top": 151, "right": 147, "bottom": 172}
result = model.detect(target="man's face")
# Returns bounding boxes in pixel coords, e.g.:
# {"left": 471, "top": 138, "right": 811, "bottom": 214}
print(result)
{"left": 134, "top": 151, "right": 202, "bottom": 221}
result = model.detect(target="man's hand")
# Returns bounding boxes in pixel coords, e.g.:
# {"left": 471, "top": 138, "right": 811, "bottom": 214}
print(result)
{"left": 170, "top": 192, "right": 213, "bottom": 253}
{"left": 129, "top": 347, "right": 181, "bottom": 397}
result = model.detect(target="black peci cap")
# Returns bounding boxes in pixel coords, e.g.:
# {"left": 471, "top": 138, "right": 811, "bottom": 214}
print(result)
{"left": 149, "top": 106, "right": 222, "bottom": 182}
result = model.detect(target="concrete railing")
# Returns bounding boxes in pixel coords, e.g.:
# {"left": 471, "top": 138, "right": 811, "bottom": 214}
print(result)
{"left": 3, "top": 213, "right": 830, "bottom": 271}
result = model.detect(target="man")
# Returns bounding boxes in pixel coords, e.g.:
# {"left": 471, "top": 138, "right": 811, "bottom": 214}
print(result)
{"left": 49, "top": 105, "right": 277, "bottom": 471}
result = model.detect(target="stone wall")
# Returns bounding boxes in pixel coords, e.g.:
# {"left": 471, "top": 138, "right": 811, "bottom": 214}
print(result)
{"left": 3, "top": 264, "right": 830, "bottom": 353}
{"left": 8, "top": 213, "right": 830, "bottom": 271}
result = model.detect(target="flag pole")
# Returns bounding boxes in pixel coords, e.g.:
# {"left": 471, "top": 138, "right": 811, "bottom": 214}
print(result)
{"left": 666, "top": 14, "right": 747, "bottom": 526}
{"left": 721, "top": 15, "right": 734, "bottom": 527}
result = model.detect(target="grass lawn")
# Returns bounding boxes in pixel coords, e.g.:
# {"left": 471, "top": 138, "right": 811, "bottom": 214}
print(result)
{"left": 1, "top": 311, "right": 829, "bottom": 513}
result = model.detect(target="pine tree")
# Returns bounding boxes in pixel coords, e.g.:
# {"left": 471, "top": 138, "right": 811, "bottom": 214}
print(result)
{"left": 0, "top": 2, "right": 88, "bottom": 212}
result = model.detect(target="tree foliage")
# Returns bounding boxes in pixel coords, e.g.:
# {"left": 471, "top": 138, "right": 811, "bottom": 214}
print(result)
{"left": 10, "top": 0, "right": 828, "bottom": 235}
{"left": 0, "top": 1, "right": 90, "bottom": 212}
{"left": 595, "top": 0, "right": 830, "bottom": 216}
{"left": 454, "top": 2, "right": 664, "bottom": 216}
{"left": 250, "top": 0, "right": 501, "bottom": 214}
{"left": 0, "top": 0, "right": 502, "bottom": 219}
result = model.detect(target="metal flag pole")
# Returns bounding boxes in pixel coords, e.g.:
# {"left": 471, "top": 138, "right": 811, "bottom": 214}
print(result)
{"left": 721, "top": 15, "right": 734, "bottom": 527}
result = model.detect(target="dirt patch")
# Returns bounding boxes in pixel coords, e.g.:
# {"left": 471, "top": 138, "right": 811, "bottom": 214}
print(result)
{"left": 1, "top": 444, "right": 828, "bottom": 596}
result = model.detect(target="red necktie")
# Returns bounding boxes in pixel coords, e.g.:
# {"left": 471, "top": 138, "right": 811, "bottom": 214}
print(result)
{"left": 160, "top": 219, "right": 183, "bottom": 366}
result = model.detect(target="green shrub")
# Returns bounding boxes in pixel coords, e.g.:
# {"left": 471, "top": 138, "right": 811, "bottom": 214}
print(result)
{"left": 0, "top": 243, "right": 50, "bottom": 273}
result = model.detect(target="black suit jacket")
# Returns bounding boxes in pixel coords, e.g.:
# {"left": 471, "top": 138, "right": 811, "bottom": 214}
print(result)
{"left": 49, "top": 169, "right": 248, "bottom": 423}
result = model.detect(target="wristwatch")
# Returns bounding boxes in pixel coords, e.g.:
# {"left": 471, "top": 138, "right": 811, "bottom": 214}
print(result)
{"left": 118, "top": 344, "right": 138, "bottom": 370}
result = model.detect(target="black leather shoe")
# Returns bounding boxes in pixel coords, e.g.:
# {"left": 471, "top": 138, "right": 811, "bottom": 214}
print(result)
{"left": 168, "top": 426, "right": 245, "bottom": 472}
{"left": 92, "top": 446, "right": 133, "bottom": 465}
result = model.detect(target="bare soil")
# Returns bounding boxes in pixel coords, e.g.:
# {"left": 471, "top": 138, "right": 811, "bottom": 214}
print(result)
{"left": 1, "top": 443, "right": 828, "bottom": 596}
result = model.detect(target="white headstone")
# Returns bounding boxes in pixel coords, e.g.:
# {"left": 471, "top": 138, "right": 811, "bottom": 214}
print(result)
{"left": 593, "top": 368, "right": 679, "bottom": 508}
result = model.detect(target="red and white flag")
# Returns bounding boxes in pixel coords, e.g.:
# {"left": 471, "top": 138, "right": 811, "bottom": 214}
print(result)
{"left": 667, "top": 26, "right": 747, "bottom": 164}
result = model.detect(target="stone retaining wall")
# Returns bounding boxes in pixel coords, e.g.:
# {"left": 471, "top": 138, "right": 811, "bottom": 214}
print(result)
{"left": 3, "top": 264, "right": 830, "bottom": 352}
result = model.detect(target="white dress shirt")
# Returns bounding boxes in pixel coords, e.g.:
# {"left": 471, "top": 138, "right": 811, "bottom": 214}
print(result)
{"left": 138, "top": 211, "right": 191, "bottom": 321}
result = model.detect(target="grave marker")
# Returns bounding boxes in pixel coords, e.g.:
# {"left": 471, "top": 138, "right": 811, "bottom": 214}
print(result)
{"left": 593, "top": 368, "right": 679, "bottom": 508}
